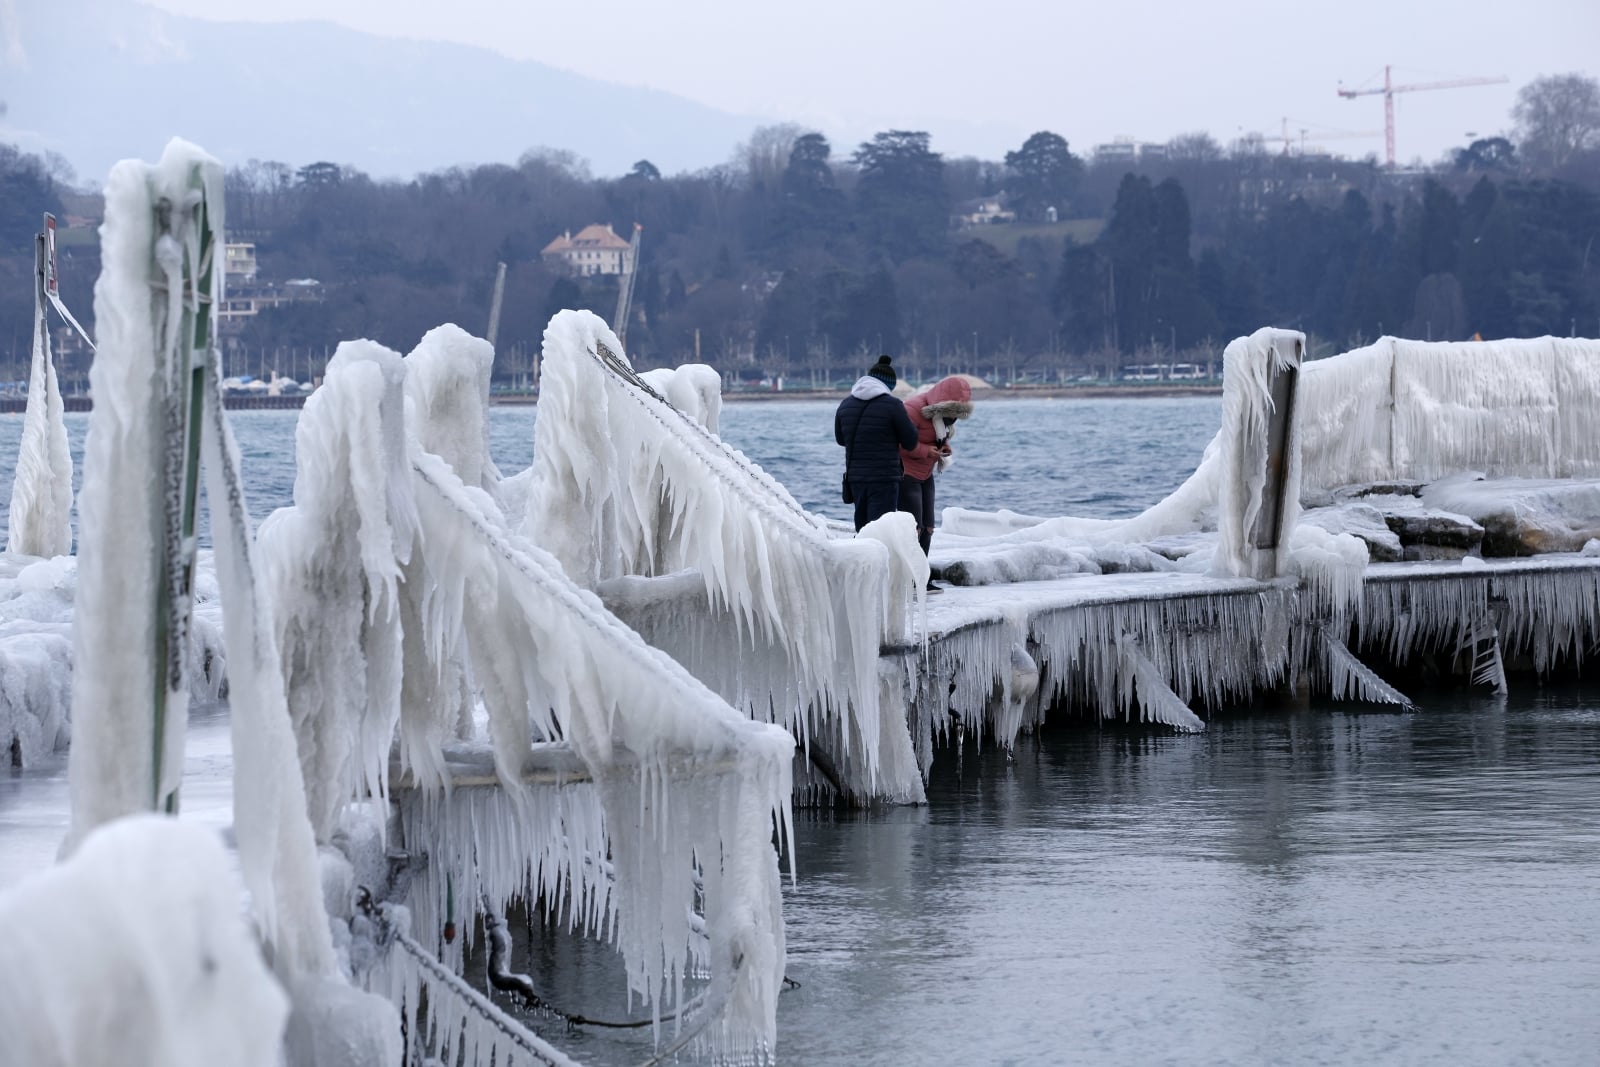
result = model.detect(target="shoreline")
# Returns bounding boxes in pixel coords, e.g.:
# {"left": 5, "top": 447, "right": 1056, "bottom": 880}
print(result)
{"left": 711, "top": 384, "right": 1223, "bottom": 402}
{"left": 488, "top": 383, "right": 1224, "bottom": 405}
{"left": 0, "top": 384, "right": 1223, "bottom": 415}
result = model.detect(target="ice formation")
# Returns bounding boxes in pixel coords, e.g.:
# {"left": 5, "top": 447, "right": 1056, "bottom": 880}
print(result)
{"left": 406, "top": 441, "right": 795, "bottom": 1058}
{"left": 405, "top": 323, "right": 501, "bottom": 493}
{"left": 943, "top": 335, "right": 1600, "bottom": 563}
{"left": 63, "top": 141, "right": 230, "bottom": 844}
{"left": 640, "top": 362, "right": 724, "bottom": 433}
{"left": 0, "top": 555, "right": 75, "bottom": 765}
{"left": 251, "top": 328, "right": 798, "bottom": 1058}
{"left": 62, "top": 140, "right": 338, "bottom": 989}
{"left": 0, "top": 550, "right": 225, "bottom": 769}
{"left": 526, "top": 310, "right": 924, "bottom": 802}
{"left": 6, "top": 249, "right": 74, "bottom": 559}
{"left": 1299, "top": 336, "right": 1600, "bottom": 489}
{"left": 1213, "top": 328, "right": 1304, "bottom": 580}
{"left": 258, "top": 341, "right": 415, "bottom": 844}
{"left": 0, "top": 816, "right": 289, "bottom": 1067}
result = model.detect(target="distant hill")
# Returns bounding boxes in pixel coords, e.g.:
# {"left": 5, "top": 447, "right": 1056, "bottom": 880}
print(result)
{"left": 0, "top": 0, "right": 764, "bottom": 182}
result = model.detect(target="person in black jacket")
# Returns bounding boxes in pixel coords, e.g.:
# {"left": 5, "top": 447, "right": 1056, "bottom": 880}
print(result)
{"left": 835, "top": 355, "right": 918, "bottom": 530}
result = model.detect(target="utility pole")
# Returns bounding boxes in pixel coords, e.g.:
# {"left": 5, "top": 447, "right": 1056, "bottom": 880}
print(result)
{"left": 612, "top": 223, "right": 643, "bottom": 349}
{"left": 486, "top": 262, "right": 507, "bottom": 348}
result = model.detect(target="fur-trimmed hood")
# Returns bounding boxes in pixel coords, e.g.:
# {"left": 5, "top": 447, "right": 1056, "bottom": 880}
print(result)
{"left": 906, "top": 375, "right": 974, "bottom": 421}
{"left": 900, "top": 375, "right": 976, "bottom": 480}
{"left": 919, "top": 398, "right": 974, "bottom": 422}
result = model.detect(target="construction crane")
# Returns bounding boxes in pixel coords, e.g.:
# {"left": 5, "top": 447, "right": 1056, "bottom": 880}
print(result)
{"left": 1338, "top": 65, "right": 1508, "bottom": 167}
{"left": 1272, "top": 117, "right": 1381, "bottom": 157}
{"left": 611, "top": 222, "right": 643, "bottom": 350}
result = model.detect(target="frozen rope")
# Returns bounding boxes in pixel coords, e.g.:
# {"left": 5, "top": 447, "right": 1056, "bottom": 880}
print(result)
{"left": 359, "top": 889, "right": 580, "bottom": 1067}
{"left": 46, "top": 291, "right": 96, "bottom": 351}
{"left": 482, "top": 901, "right": 743, "bottom": 1033}
{"left": 368, "top": 891, "right": 739, "bottom": 1067}
{"left": 389, "top": 927, "right": 581, "bottom": 1067}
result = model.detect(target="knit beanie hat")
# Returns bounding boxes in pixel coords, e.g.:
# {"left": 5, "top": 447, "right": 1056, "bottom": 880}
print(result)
{"left": 867, "top": 354, "right": 896, "bottom": 387}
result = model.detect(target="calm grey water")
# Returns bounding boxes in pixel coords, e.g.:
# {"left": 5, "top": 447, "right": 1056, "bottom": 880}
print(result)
{"left": 3, "top": 397, "right": 1599, "bottom": 1066}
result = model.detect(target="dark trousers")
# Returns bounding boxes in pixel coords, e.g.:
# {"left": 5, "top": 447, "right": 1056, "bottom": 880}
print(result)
{"left": 898, "top": 474, "right": 936, "bottom": 555}
{"left": 850, "top": 479, "right": 900, "bottom": 531}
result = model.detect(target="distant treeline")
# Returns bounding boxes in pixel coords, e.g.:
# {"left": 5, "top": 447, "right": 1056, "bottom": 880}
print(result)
{"left": 4, "top": 74, "right": 1598, "bottom": 385}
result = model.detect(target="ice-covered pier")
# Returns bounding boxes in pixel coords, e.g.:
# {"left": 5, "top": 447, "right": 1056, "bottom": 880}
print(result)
{"left": 6, "top": 137, "right": 1600, "bottom": 1067}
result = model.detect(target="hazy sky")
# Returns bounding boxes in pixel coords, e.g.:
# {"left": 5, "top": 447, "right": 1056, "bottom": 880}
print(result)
{"left": 146, "top": 0, "right": 1598, "bottom": 166}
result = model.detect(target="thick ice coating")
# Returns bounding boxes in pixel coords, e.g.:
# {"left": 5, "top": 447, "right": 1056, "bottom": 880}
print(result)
{"left": 6, "top": 257, "right": 74, "bottom": 559}
{"left": 257, "top": 328, "right": 797, "bottom": 1059}
{"left": 526, "top": 310, "right": 924, "bottom": 802}
{"left": 0, "top": 816, "right": 290, "bottom": 1067}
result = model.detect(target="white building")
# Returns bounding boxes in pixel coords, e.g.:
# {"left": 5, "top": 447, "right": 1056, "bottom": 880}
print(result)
{"left": 541, "top": 224, "right": 633, "bottom": 276}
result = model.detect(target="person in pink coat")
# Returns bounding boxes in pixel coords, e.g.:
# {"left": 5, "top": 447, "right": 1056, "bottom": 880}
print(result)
{"left": 898, "top": 375, "right": 974, "bottom": 562}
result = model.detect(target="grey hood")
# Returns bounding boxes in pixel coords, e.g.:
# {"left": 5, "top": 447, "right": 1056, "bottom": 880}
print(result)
{"left": 850, "top": 376, "right": 892, "bottom": 400}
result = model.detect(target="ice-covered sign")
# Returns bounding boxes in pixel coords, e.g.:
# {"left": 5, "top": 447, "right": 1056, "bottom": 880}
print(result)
{"left": 43, "top": 214, "right": 57, "bottom": 297}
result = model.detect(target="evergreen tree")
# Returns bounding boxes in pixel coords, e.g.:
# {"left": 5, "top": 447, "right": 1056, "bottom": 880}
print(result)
{"left": 853, "top": 131, "right": 948, "bottom": 262}
{"left": 1003, "top": 132, "right": 1084, "bottom": 221}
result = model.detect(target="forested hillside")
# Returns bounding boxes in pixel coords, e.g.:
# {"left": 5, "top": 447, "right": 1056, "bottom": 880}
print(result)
{"left": 5, "top": 75, "right": 1597, "bottom": 389}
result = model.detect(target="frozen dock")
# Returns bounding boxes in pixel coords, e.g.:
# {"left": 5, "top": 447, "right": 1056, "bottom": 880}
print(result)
{"left": 888, "top": 553, "right": 1600, "bottom": 768}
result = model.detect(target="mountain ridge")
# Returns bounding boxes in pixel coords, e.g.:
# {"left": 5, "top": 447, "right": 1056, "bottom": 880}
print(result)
{"left": 1, "top": 0, "right": 765, "bottom": 181}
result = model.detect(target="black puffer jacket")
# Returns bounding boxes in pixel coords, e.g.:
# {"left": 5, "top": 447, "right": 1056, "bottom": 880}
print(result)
{"left": 836, "top": 379, "right": 918, "bottom": 483}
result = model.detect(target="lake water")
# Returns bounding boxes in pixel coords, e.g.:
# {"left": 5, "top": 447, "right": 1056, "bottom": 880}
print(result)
{"left": 3, "top": 397, "right": 1598, "bottom": 1066}
{"left": 0, "top": 395, "right": 1223, "bottom": 541}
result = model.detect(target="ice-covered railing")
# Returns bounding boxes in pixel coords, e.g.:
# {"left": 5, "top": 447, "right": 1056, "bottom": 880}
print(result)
{"left": 261, "top": 328, "right": 796, "bottom": 1060}
{"left": 1, "top": 214, "right": 81, "bottom": 766}
{"left": 524, "top": 310, "right": 925, "bottom": 803}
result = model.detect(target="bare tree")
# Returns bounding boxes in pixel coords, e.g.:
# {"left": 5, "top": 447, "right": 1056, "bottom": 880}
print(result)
{"left": 1513, "top": 73, "right": 1600, "bottom": 171}
{"left": 1165, "top": 132, "right": 1224, "bottom": 163}
{"left": 734, "top": 123, "right": 804, "bottom": 191}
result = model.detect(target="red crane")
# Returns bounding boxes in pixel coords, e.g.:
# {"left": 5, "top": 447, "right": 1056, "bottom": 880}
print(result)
{"left": 1338, "top": 65, "right": 1508, "bottom": 167}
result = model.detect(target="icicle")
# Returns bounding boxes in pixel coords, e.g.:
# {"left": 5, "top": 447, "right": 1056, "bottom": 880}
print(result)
{"left": 1321, "top": 630, "right": 1413, "bottom": 707}
{"left": 1116, "top": 638, "right": 1206, "bottom": 732}
{"left": 6, "top": 220, "right": 74, "bottom": 559}
{"left": 1457, "top": 613, "right": 1509, "bottom": 695}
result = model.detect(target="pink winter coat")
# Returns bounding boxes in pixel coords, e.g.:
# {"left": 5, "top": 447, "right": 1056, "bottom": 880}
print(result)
{"left": 899, "top": 376, "right": 974, "bottom": 481}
